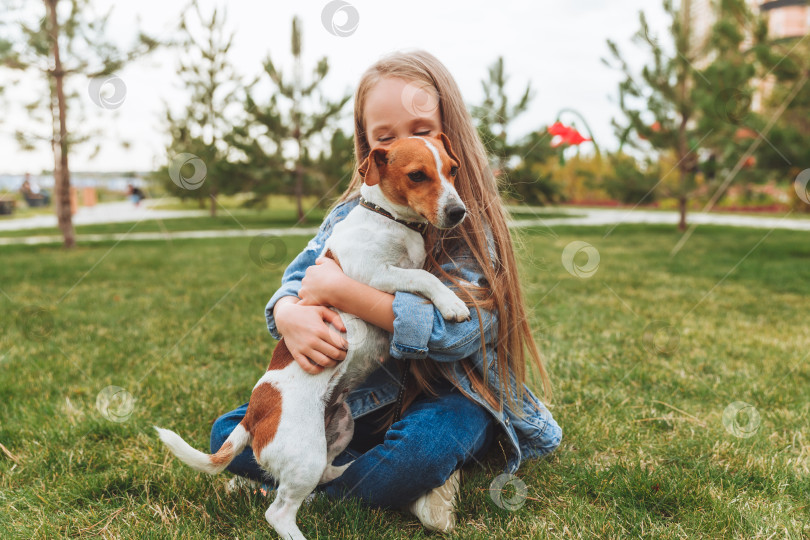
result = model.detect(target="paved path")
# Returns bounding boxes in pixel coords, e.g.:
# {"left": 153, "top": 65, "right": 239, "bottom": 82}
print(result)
{"left": 0, "top": 200, "right": 206, "bottom": 232}
{"left": 507, "top": 206, "right": 810, "bottom": 232}
{"left": 0, "top": 203, "right": 806, "bottom": 246}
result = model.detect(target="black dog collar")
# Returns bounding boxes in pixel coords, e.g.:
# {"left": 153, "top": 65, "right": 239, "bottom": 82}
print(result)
{"left": 359, "top": 197, "right": 428, "bottom": 235}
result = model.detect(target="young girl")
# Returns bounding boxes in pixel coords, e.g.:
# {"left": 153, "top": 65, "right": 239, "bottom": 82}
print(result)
{"left": 210, "top": 49, "right": 562, "bottom": 532}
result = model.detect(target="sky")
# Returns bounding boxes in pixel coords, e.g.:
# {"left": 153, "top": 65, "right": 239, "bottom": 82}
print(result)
{"left": 0, "top": 0, "right": 671, "bottom": 175}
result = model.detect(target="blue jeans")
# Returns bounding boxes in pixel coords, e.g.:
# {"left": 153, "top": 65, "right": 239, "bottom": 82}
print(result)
{"left": 209, "top": 379, "right": 497, "bottom": 508}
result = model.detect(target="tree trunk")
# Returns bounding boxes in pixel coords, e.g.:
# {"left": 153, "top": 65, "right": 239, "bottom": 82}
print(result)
{"left": 46, "top": 0, "right": 75, "bottom": 248}
{"left": 675, "top": 0, "right": 691, "bottom": 234}
{"left": 293, "top": 124, "right": 303, "bottom": 220}
{"left": 294, "top": 163, "right": 303, "bottom": 221}
{"left": 207, "top": 84, "right": 217, "bottom": 218}
{"left": 293, "top": 42, "right": 304, "bottom": 222}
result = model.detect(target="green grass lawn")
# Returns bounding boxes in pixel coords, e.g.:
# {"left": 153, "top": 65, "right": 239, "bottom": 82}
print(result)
{"left": 1, "top": 223, "right": 808, "bottom": 538}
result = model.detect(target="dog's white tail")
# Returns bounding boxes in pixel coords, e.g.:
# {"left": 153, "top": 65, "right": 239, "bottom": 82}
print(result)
{"left": 153, "top": 422, "right": 251, "bottom": 475}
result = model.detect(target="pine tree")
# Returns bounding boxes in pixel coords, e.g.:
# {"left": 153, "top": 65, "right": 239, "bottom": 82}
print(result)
{"left": 309, "top": 128, "right": 355, "bottom": 207}
{"left": 0, "top": 0, "right": 158, "bottom": 247}
{"left": 471, "top": 56, "right": 561, "bottom": 204}
{"left": 155, "top": 0, "right": 242, "bottom": 217}
{"left": 506, "top": 128, "right": 560, "bottom": 205}
{"left": 471, "top": 56, "right": 534, "bottom": 177}
{"left": 227, "top": 16, "right": 350, "bottom": 221}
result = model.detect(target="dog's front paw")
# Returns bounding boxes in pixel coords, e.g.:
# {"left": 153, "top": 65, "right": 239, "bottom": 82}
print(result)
{"left": 436, "top": 294, "right": 471, "bottom": 322}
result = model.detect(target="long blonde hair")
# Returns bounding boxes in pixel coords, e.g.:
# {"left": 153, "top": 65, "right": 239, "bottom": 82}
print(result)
{"left": 330, "top": 49, "right": 552, "bottom": 429}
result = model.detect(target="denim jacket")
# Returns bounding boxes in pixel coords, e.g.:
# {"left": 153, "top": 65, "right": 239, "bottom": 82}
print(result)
{"left": 264, "top": 196, "right": 562, "bottom": 474}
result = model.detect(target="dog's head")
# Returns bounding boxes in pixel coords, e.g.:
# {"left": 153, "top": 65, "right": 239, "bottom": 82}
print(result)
{"left": 358, "top": 133, "right": 466, "bottom": 229}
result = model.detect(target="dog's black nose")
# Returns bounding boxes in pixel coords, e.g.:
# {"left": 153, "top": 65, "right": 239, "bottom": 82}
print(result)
{"left": 446, "top": 205, "right": 466, "bottom": 225}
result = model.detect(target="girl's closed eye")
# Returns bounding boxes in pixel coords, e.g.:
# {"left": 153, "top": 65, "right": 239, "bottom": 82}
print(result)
{"left": 378, "top": 130, "right": 432, "bottom": 143}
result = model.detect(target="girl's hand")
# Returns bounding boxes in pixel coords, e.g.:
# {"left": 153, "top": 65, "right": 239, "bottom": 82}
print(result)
{"left": 299, "top": 256, "right": 346, "bottom": 307}
{"left": 274, "top": 299, "right": 349, "bottom": 374}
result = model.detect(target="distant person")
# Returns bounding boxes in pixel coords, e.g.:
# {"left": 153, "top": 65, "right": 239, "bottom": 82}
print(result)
{"left": 127, "top": 184, "right": 145, "bottom": 207}
{"left": 20, "top": 174, "right": 50, "bottom": 207}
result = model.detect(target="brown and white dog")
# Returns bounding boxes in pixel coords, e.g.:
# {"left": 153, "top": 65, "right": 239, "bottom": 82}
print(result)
{"left": 154, "top": 133, "right": 470, "bottom": 540}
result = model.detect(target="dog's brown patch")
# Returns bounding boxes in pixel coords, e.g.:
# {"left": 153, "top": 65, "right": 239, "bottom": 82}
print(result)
{"left": 324, "top": 248, "right": 342, "bottom": 270}
{"left": 209, "top": 441, "right": 233, "bottom": 466}
{"left": 242, "top": 382, "right": 283, "bottom": 454}
{"left": 375, "top": 136, "right": 458, "bottom": 225}
{"left": 267, "top": 338, "right": 294, "bottom": 371}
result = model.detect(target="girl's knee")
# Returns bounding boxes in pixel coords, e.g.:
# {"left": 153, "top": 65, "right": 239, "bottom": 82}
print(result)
{"left": 444, "top": 392, "right": 491, "bottom": 424}
{"left": 382, "top": 425, "right": 460, "bottom": 485}
{"left": 386, "top": 394, "right": 496, "bottom": 477}
{"left": 209, "top": 418, "right": 228, "bottom": 454}
{"left": 209, "top": 404, "right": 248, "bottom": 454}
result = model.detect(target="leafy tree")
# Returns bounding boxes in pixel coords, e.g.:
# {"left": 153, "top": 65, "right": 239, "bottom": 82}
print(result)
{"left": 751, "top": 17, "right": 810, "bottom": 194}
{"left": 604, "top": 0, "right": 766, "bottom": 230}
{"left": 551, "top": 153, "right": 608, "bottom": 202}
{"left": 227, "top": 16, "right": 350, "bottom": 221}
{"left": 0, "top": 0, "right": 158, "bottom": 247}
{"left": 603, "top": 152, "right": 661, "bottom": 204}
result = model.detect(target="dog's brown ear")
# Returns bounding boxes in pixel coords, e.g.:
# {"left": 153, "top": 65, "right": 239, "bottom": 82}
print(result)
{"left": 358, "top": 147, "right": 388, "bottom": 186}
{"left": 438, "top": 133, "right": 461, "bottom": 167}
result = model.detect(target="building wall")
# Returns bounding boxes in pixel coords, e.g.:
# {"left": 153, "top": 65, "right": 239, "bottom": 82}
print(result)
{"left": 761, "top": 2, "right": 810, "bottom": 39}
{"left": 687, "top": 0, "right": 808, "bottom": 45}
{"left": 687, "top": 0, "right": 763, "bottom": 67}
{"left": 684, "top": 0, "right": 808, "bottom": 111}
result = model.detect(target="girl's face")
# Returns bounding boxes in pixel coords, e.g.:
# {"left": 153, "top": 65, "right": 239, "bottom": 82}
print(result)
{"left": 364, "top": 77, "right": 442, "bottom": 151}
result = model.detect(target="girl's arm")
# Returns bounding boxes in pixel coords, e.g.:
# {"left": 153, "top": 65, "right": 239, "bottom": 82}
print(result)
{"left": 333, "top": 285, "right": 395, "bottom": 333}
{"left": 272, "top": 295, "right": 349, "bottom": 374}
{"left": 298, "top": 257, "right": 395, "bottom": 333}
{"left": 300, "top": 254, "right": 497, "bottom": 364}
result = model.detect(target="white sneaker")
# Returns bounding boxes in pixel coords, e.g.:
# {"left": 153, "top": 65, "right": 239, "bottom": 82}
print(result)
{"left": 407, "top": 469, "right": 461, "bottom": 533}
{"left": 225, "top": 476, "right": 273, "bottom": 497}
{"left": 226, "top": 476, "right": 258, "bottom": 494}
{"left": 303, "top": 490, "right": 323, "bottom": 506}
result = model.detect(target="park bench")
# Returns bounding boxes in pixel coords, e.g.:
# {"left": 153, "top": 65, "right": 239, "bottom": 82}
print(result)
{"left": 21, "top": 191, "right": 50, "bottom": 207}
{"left": 19, "top": 178, "right": 51, "bottom": 208}
{"left": 0, "top": 197, "right": 16, "bottom": 215}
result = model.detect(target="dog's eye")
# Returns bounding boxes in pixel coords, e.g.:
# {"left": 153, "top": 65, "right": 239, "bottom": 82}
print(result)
{"left": 408, "top": 171, "right": 427, "bottom": 182}
{"left": 449, "top": 166, "right": 459, "bottom": 177}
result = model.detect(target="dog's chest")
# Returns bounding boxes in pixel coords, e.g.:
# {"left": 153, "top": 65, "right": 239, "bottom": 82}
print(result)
{"left": 324, "top": 210, "right": 425, "bottom": 283}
